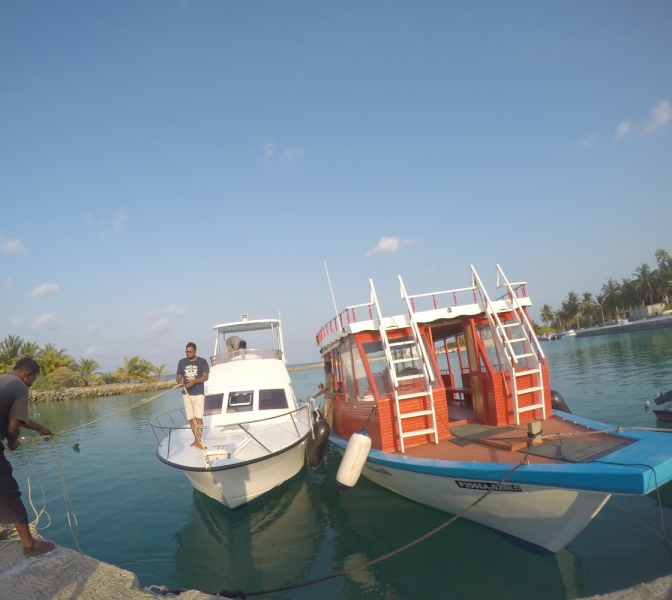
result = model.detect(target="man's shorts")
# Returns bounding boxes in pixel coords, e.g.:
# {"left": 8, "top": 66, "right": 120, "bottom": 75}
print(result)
{"left": 183, "top": 393, "right": 205, "bottom": 421}
{"left": 0, "top": 452, "right": 28, "bottom": 524}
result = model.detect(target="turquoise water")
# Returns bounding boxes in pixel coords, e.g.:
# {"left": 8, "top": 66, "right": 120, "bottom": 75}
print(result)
{"left": 7, "top": 329, "right": 672, "bottom": 599}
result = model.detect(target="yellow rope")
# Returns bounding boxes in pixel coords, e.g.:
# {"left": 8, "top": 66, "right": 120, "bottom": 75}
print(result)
{"left": 0, "top": 384, "right": 179, "bottom": 551}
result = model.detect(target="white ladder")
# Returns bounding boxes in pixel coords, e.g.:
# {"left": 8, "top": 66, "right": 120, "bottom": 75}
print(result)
{"left": 369, "top": 279, "right": 438, "bottom": 453}
{"left": 470, "top": 266, "right": 547, "bottom": 425}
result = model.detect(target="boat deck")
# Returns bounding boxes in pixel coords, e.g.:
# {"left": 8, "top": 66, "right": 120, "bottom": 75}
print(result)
{"left": 403, "top": 414, "right": 632, "bottom": 465}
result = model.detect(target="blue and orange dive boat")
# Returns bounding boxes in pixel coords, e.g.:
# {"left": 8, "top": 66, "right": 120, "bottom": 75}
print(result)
{"left": 316, "top": 265, "right": 672, "bottom": 553}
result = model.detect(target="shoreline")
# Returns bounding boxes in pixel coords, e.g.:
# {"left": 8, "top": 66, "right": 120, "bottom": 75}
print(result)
{"left": 29, "top": 380, "right": 177, "bottom": 403}
{"left": 28, "top": 364, "right": 323, "bottom": 402}
{"left": 287, "top": 362, "right": 323, "bottom": 372}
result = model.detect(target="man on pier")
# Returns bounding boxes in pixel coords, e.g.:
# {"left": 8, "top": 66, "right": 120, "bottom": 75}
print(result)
{"left": 0, "top": 357, "right": 55, "bottom": 557}
{"left": 176, "top": 343, "right": 210, "bottom": 449}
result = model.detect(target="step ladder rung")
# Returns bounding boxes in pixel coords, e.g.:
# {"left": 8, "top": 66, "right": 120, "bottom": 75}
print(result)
{"left": 517, "top": 403, "right": 545, "bottom": 413}
{"left": 508, "top": 337, "right": 528, "bottom": 344}
{"left": 500, "top": 322, "right": 520, "bottom": 328}
{"left": 392, "top": 357, "right": 417, "bottom": 364}
{"left": 396, "top": 391, "right": 429, "bottom": 400}
{"left": 397, "top": 374, "right": 422, "bottom": 381}
{"left": 401, "top": 428, "right": 436, "bottom": 439}
{"left": 514, "top": 352, "right": 534, "bottom": 359}
{"left": 516, "top": 386, "right": 542, "bottom": 395}
{"left": 514, "top": 369, "right": 541, "bottom": 377}
{"left": 389, "top": 340, "right": 415, "bottom": 347}
{"left": 399, "top": 410, "right": 433, "bottom": 419}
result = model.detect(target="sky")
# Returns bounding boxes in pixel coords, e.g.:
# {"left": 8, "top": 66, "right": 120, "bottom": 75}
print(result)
{"left": 1, "top": 1, "right": 671, "bottom": 370}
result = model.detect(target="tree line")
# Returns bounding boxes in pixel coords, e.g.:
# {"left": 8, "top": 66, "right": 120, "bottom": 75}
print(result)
{"left": 539, "top": 249, "right": 672, "bottom": 331}
{"left": 0, "top": 335, "right": 171, "bottom": 390}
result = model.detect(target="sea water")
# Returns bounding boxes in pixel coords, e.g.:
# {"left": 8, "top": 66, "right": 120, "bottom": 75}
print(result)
{"left": 7, "top": 328, "right": 672, "bottom": 599}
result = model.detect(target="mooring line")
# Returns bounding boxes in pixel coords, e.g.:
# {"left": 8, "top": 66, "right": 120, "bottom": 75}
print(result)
{"left": 0, "top": 385, "right": 179, "bottom": 552}
{"left": 150, "top": 447, "right": 532, "bottom": 598}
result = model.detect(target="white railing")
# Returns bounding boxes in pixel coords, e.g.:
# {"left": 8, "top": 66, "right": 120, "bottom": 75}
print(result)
{"left": 150, "top": 404, "right": 308, "bottom": 460}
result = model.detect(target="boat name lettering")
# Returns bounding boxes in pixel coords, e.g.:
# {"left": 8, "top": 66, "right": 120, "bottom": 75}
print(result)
{"left": 455, "top": 480, "right": 522, "bottom": 492}
{"left": 365, "top": 463, "right": 392, "bottom": 476}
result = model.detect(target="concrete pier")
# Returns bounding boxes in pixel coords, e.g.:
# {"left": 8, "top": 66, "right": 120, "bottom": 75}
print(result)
{"left": 580, "top": 575, "right": 672, "bottom": 599}
{"left": 2, "top": 535, "right": 670, "bottom": 599}
{"left": 575, "top": 315, "right": 672, "bottom": 338}
{"left": 0, "top": 539, "right": 223, "bottom": 600}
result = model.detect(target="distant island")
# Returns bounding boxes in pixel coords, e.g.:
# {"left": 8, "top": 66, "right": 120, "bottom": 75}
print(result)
{"left": 287, "top": 362, "right": 323, "bottom": 372}
{"left": 538, "top": 248, "right": 671, "bottom": 332}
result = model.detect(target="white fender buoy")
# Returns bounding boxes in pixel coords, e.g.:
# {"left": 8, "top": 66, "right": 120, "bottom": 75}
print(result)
{"left": 336, "top": 429, "right": 371, "bottom": 491}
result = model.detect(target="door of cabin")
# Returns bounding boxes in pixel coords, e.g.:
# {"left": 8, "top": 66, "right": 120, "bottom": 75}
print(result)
{"left": 462, "top": 323, "right": 486, "bottom": 421}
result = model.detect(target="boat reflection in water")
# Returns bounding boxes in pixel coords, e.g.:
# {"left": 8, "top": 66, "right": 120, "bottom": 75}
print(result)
{"left": 173, "top": 473, "right": 324, "bottom": 595}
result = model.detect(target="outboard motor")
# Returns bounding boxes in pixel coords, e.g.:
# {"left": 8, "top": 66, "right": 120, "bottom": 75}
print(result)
{"left": 550, "top": 390, "right": 571, "bottom": 414}
{"left": 306, "top": 418, "right": 331, "bottom": 470}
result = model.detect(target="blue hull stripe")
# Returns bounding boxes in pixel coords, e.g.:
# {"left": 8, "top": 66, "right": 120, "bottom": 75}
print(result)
{"left": 330, "top": 411, "right": 672, "bottom": 495}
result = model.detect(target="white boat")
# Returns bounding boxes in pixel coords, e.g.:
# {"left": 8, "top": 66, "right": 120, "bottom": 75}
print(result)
{"left": 151, "top": 316, "right": 311, "bottom": 508}
{"left": 566, "top": 329, "right": 577, "bottom": 337}
{"left": 315, "top": 265, "right": 672, "bottom": 553}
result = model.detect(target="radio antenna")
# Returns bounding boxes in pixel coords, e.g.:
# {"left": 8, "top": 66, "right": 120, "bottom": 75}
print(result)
{"left": 324, "top": 260, "right": 341, "bottom": 330}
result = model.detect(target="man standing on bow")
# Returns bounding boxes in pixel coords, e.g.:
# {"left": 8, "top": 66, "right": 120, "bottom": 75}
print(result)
{"left": 0, "top": 357, "right": 55, "bottom": 557}
{"left": 176, "top": 343, "right": 210, "bottom": 449}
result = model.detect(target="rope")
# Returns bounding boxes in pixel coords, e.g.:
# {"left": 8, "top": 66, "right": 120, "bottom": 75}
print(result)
{"left": 152, "top": 447, "right": 532, "bottom": 598}
{"left": 0, "top": 385, "right": 178, "bottom": 551}
{"left": 541, "top": 426, "right": 672, "bottom": 439}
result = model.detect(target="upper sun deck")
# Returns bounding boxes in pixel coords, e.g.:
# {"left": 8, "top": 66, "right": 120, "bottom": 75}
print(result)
{"left": 212, "top": 316, "right": 286, "bottom": 366}
{"left": 316, "top": 270, "right": 532, "bottom": 354}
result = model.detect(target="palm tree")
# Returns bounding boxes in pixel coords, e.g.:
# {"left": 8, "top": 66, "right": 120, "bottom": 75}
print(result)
{"left": 150, "top": 363, "right": 171, "bottom": 381}
{"left": 75, "top": 358, "right": 101, "bottom": 386}
{"left": 655, "top": 249, "right": 671, "bottom": 269}
{"left": 115, "top": 356, "right": 154, "bottom": 383}
{"left": 601, "top": 279, "right": 620, "bottom": 319}
{"left": 565, "top": 292, "right": 580, "bottom": 328}
{"left": 20, "top": 341, "right": 42, "bottom": 359}
{"left": 633, "top": 264, "right": 655, "bottom": 306}
{"left": 540, "top": 304, "right": 554, "bottom": 327}
{"left": 620, "top": 279, "right": 639, "bottom": 315}
{"left": 579, "top": 292, "right": 594, "bottom": 327}
{"left": 655, "top": 264, "right": 672, "bottom": 303}
{"left": 40, "top": 344, "right": 76, "bottom": 375}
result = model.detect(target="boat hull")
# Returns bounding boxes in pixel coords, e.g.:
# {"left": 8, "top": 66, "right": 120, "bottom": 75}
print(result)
{"left": 653, "top": 409, "right": 672, "bottom": 423}
{"left": 333, "top": 444, "right": 611, "bottom": 553}
{"left": 183, "top": 439, "right": 308, "bottom": 508}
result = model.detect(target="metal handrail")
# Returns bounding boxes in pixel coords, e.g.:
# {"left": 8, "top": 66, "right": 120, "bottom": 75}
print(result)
{"left": 151, "top": 403, "right": 310, "bottom": 460}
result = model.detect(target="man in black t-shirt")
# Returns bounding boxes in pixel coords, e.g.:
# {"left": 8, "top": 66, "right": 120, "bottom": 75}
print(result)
{"left": 176, "top": 343, "right": 210, "bottom": 449}
{"left": 0, "top": 357, "right": 55, "bottom": 557}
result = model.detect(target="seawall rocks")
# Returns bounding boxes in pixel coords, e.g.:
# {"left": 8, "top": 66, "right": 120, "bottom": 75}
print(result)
{"left": 29, "top": 381, "right": 177, "bottom": 403}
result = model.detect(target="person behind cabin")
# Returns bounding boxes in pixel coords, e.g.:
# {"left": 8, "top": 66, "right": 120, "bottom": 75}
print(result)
{"left": 176, "top": 343, "right": 210, "bottom": 449}
{"left": 225, "top": 336, "right": 247, "bottom": 353}
{"left": 312, "top": 361, "right": 335, "bottom": 427}
{"left": 0, "top": 357, "right": 55, "bottom": 557}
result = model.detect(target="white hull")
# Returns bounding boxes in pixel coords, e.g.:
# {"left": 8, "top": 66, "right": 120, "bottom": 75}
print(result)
{"left": 358, "top": 459, "right": 610, "bottom": 553}
{"left": 184, "top": 439, "right": 308, "bottom": 508}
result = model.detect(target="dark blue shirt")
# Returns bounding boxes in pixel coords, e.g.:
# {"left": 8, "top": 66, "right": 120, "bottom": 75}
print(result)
{"left": 176, "top": 357, "right": 210, "bottom": 396}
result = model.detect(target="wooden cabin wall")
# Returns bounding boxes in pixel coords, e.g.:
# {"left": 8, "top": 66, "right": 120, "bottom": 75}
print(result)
{"left": 333, "top": 400, "right": 383, "bottom": 449}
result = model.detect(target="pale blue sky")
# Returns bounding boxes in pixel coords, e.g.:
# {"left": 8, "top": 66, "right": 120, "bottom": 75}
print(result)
{"left": 2, "top": 1, "right": 671, "bottom": 370}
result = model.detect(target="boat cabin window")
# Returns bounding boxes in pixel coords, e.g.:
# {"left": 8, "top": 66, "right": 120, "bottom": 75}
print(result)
{"left": 352, "top": 343, "right": 373, "bottom": 401}
{"left": 259, "top": 389, "right": 289, "bottom": 410}
{"left": 204, "top": 393, "right": 224, "bottom": 416}
{"left": 476, "top": 323, "right": 504, "bottom": 372}
{"left": 340, "top": 339, "right": 355, "bottom": 402}
{"left": 361, "top": 340, "right": 391, "bottom": 399}
{"left": 227, "top": 391, "right": 254, "bottom": 413}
